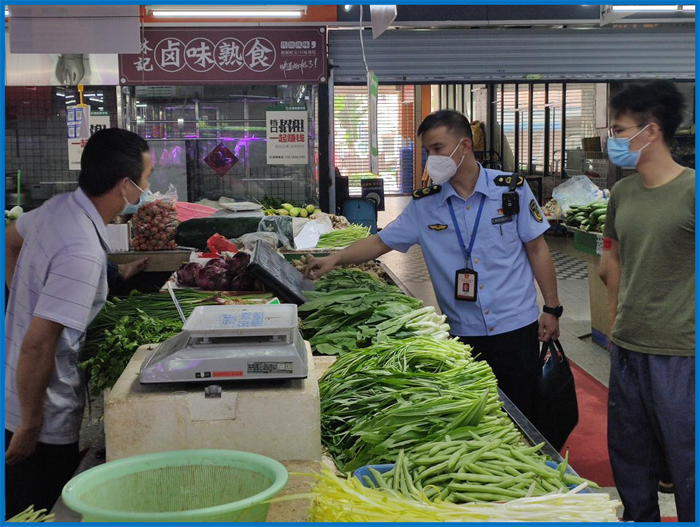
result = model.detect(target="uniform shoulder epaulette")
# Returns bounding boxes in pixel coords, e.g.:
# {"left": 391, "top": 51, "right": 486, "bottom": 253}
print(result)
{"left": 412, "top": 184, "right": 441, "bottom": 199}
{"left": 493, "top": 174, "right": 525, "bottom": 187}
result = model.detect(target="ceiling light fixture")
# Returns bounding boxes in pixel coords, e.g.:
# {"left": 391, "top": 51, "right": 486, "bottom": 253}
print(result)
{"left": 5, "top": 9, "right": 8, "bottom": 16}
{"left": 150, "top": 5, "right": 306, "bottom": 18}
{"left": 611, "top": 5, "right": 686, "bottom": 11}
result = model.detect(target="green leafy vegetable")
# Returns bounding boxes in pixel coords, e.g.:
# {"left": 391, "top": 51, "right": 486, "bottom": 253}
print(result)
{"left": 299, "top": 288, "right": 425, "bottom": 355}
{"left": 80, "top": 311, "right": 182, "bottom": 395}
{"left": 319, "top": 337, "right": 518, "bottom": 472}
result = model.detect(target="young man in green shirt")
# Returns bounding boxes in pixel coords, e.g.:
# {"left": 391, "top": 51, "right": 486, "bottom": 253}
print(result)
{"left": 600, "top": 80, "right": 694, "bottom": 522}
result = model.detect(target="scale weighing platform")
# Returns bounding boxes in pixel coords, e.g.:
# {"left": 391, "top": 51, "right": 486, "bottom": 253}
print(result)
{"left": 139, "top": 304, "right": 308, "bottom": 384}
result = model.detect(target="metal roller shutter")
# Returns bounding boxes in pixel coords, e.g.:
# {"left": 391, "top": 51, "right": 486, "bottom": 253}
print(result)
{"left": 334, "top": 85, "right": 415, "bottom": 195}
{"left": 329, "top": 27, "right": 695, "bottom": 84}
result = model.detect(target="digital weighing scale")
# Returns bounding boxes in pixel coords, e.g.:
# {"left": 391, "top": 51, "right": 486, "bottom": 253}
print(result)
{"left": 139, "top": 304, "right": 309, "bottom": 384}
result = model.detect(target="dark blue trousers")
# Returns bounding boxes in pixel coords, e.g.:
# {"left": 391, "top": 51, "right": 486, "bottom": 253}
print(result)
{"left": 608, "top": 346, "right": 695, "bottom": 522}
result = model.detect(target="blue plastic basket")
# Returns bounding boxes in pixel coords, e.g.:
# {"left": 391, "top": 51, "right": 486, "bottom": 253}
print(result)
{"left": 353, "top": 464, "right": 394, "bottom": 487}
{"left": 341, "top": 198, "right": 377, "bottom": 235}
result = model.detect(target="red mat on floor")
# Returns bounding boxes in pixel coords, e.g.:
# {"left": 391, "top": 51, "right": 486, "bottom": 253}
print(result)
{"left": 559, "top": 361, "right": 615, "bottom": 488}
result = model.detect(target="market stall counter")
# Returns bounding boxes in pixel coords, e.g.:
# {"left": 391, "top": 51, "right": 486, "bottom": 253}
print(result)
{"left": 51, "top": 346, "right": 335, "bottom": 522}
{"left": 105, "top": 342, "right": 320, "bottom": 461}
{"left": 108, "top": 249, "right": 191, "bottom": 273}
{"left": 566, "top": 226, "right": 610, "bottom": 348}
{"left": 51, "top": 260, "right": 589, "bottom": 522}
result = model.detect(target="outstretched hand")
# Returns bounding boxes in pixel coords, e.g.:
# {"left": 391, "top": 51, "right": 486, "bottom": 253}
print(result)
{"left": 304, "top": 255, "right": 338, "bottom": 280}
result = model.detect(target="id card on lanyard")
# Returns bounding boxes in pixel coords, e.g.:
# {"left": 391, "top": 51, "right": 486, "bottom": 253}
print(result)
{"left": 448, "top": 195, "right": 486, "bottom": 302}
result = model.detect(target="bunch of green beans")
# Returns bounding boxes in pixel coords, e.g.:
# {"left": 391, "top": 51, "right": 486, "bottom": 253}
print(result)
{"left": 362, "top": 437, "right": 598, "bottom": 504}
{"left": 316, "top": 224, "right": 371, "bottom": 248}
{"left": 6, "top": 506, "right": 55, "bottom": 522}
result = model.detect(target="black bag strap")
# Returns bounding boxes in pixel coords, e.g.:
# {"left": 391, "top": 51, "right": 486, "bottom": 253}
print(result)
{"left": 538, "top": 339, "right": 569, "bottom": 368}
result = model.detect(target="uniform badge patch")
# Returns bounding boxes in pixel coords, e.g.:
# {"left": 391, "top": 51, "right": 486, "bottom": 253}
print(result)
{"left": 428, "top": 224, "right": 448, "bottom": 231}
{"left": 529, "top": 199, "right": 543, "bottom": 222}
{"left": 412, "top": 185, "right": 441, "bottom": 200}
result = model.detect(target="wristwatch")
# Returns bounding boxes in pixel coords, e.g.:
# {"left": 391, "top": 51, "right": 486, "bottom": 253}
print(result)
{"left": 543, "top": 305, "right": 564, "bottom": 318}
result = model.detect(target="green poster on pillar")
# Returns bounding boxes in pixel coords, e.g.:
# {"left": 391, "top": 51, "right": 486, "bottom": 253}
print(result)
{"left": 368, "top": 71, "right": 379, "bottom": 175}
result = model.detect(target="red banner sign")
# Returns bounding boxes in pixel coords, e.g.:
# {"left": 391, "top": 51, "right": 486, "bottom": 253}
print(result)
{"left": 119, "top": 27, "right": 327, "bottom": 85}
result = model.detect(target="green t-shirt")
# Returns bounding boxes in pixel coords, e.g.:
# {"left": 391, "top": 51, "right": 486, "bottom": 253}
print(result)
{"left": 603, "top": 168, "right": 695, "bottom": 356}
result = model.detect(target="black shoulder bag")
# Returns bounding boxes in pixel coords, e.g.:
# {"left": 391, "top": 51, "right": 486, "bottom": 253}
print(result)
{"left": 531, "top": 339, "right": 579, "bottom": 452}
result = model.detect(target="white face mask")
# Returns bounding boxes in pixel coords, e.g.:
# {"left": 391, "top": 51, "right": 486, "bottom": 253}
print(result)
{"left": 426, "top": 139, "right": 465, "bottom": 184}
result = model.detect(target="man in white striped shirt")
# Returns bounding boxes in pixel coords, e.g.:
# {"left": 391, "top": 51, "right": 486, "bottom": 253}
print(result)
{"left": 4, "top": 128, "right": 151, "bottom": 517}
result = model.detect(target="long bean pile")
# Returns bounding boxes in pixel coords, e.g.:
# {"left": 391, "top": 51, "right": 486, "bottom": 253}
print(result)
{"left": 316, "top": 224, "right": 371, "bottom": 249}
{"left": 362, "top": 438, "right": 597, "bottom": 503}
{"left": 320, "top": 338, "right": 516, "bottom": 472}
{"left": 280, "top": 468, "right": 620, "bottom": 522}
{"left": 6, "top": 506, "right": 55, "bottom": 522}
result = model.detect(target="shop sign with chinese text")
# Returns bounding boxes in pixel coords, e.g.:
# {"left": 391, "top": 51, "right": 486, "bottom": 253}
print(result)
{"left": 120, "top": 27, "right": 327, "bottom": 85}
{"left": 266, "top": 111, "right": 308, "bottom": 165}
{"left": 68, "top": 112, "right": 111, "bottom": 170}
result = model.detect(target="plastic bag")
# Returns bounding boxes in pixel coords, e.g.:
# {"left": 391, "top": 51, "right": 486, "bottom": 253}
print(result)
{"left": 175, "top": 202, "right": 217, "bottom": 222}
{"left": 294, "top": 216, "right": 334, "bottom": 250}
{"left": 235, "top": 232, "right": 281, "bottom": 253}
{"left": 206, "top": 233, "right": 238, "bottom": 254}
{"left": 258, "top": 216, "right": 295, "bottom": 250}
{"left": 131, "top": 184, "right": 179, "bottom": 251}
{"left": 552, "top": 176, "right": 601, "bottom": 215}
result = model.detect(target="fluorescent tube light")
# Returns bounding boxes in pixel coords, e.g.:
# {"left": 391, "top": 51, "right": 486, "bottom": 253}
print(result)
{"left": 152, "top": 9, "right": 304, "bottom": 18}
{"left": 611, "top": 5, "right": 683, "bottom": 11}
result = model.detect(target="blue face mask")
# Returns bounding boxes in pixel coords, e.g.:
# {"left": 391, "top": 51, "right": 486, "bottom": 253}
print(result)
{"left": 121, "top": 180, "right": 151, "bottom": 215}
{"left": 607, "top": 125, "right": 651, "bottom": 169}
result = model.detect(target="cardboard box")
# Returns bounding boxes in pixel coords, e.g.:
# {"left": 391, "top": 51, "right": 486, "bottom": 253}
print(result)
{"left": 581, "top": 137, "right": 602, "bottom": 152}
{"left": 106, "top": 224, "right": 130, "bottom": 252}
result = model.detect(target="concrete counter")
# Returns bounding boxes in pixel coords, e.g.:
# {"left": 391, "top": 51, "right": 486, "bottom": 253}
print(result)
{"left": 50, "top": 352, "right": 332, "bottom": 522}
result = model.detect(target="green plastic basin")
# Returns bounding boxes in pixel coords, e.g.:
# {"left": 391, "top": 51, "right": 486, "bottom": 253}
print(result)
{"left": 62, "top": 449, "right": 288, "bottom": 522}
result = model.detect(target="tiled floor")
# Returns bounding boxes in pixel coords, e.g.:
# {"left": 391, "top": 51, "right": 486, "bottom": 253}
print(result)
{"left": 377, "top": 195, "right": 679, "bottom": 520}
